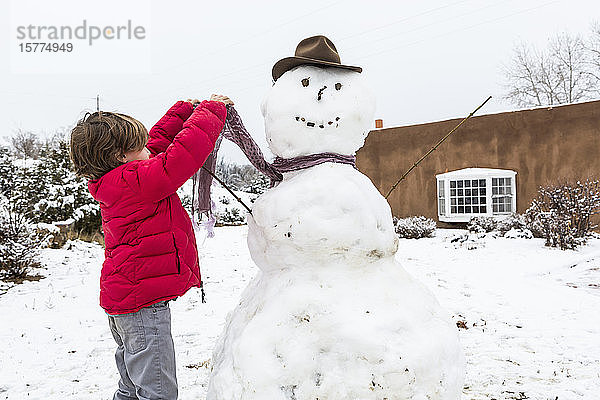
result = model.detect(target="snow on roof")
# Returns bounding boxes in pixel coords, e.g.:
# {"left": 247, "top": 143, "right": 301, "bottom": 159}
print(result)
{"left": 436, "top": 167, "right": 517, "bottom": 179}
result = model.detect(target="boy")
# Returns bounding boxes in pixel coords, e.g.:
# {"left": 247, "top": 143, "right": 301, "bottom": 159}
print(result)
{"left": 70, "top": 95, "right": 232, "bottom": 399}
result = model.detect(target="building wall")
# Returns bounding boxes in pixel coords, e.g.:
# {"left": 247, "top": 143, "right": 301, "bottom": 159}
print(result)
{"left": 356, "top": 100, "right": 600, "bottom": 225}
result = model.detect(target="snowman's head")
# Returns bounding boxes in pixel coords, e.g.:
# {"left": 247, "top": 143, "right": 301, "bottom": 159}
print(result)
{"left": 261, "top": 65, "right": 375, "bottom": 159}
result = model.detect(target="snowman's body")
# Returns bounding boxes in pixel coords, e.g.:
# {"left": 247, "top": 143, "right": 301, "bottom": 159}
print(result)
{"left": 207, "top": 66, "right": 464, "bottom": 400}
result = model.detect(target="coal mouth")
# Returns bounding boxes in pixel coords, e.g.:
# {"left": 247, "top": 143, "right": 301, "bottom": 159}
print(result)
{"left": 295, "top": 116, "right": 340, "bottom": 129}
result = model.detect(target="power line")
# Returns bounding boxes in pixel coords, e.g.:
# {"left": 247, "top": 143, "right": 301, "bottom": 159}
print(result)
{"left": 354, "top": 0, "right": 563, "bottom": 61}
{"left": 343, "top": 0, "right": 514, "bottom": 53}
{"left": 338, "top": 0, "right": 473, "bottom": 42}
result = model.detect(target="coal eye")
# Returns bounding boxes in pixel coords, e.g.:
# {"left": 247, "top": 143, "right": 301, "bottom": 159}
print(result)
{"left": 335, "top": 82, "right": 342, "bottom": 90}
{"left": 301, "top": 78, "right": 310, "bottom": 87}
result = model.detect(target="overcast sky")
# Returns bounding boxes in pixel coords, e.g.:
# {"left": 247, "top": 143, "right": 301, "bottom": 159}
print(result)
{"left": 1, "top": 0, "right": 598, "bottom": 164}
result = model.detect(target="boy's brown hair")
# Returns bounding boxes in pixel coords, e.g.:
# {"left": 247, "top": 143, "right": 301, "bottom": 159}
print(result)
{"left": 70, "top": 111, "right": 148, "bottom": 180}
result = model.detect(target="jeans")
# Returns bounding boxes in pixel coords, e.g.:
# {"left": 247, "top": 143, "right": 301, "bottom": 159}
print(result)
{"left": 108, "top": 301, "right": 177, "bottom": 400}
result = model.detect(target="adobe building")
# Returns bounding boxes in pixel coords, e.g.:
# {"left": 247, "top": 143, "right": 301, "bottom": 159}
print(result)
{"left": 356, "top": 100, "right": 600, "bottom": 226}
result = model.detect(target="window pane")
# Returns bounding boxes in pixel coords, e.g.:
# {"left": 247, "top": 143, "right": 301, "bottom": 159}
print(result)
{"left": 442, "top": 175, "right": 511, "bottom": 216}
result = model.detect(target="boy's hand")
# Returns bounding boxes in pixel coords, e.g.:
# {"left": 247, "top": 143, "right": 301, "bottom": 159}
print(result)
{"left": 209, "top": 94, "right": 234, "bottom": 106}
{"left": 186, "top": 98, "right": 201, "bottom": 107}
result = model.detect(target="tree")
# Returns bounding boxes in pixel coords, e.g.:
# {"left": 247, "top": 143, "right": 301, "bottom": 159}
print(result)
{"left": 586, "top": 21, "right": 600, "bottom": 90}
{"left": 215, "top": 159, "right": 270, "bottom": 194}
{"left": 503, "top": 30, "right": 599, "bottom": 107}
{"left": 525, "top": 179, "right": 600, "bottom": 250}
{"left": 10, "top": 129, "right": 40, "bottom": 159}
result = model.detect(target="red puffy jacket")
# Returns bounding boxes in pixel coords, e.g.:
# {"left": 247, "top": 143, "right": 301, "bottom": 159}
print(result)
{"left": 88, "top": 100, "right": 226, "bottom": 315}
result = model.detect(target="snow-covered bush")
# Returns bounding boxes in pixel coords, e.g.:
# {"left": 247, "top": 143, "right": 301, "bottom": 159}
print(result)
{"left": 467, "top": 216, "right": 498, "bottom": 233}
{"left": 504, "top": 228, "right": 533, "bottom": 239}
{"left": 216, "top": 159, "right": 270, "bottom": 194}
{"left": 1, "top": 134, "right": 101, "bottom": 240}
{"left": 33, "top": 137, "right": 101, "bottom": 235}
{"left": 216, "top": 207, "right": 245, "bottom": 225}
{"left": 468, "top": 214, "right": 533, "bottom": 240}
{"left": 525, "top": 180, "right": 600, "bottom": 250}
{"left": 0, "top": 199, "right": 47, "bottom": 280}
{"left": 393, "top": 216, "right": 436, "bottom": 239}
{"left": 0, "top": 148, "right": 15, "bottom": 196}
{"left": 497, "top": 213, "right": 528, "bottom": 233}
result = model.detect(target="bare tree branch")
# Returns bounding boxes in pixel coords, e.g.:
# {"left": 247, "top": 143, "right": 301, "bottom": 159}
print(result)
{"left": 585, "top": 21, "right": 600, "bottom": 87}
{"left": 9, "top": 129, "right": 40, "bottom": 160}
{"left": 504, "top": 30, "right": 599, "bottom": 107}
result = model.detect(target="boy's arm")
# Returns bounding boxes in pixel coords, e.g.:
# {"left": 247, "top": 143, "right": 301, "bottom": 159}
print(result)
{"left": 146, "top": 101, "right": 194, "bottom": 156}
{"left": 123, "top": 100, "right": 227, "bottom": 201}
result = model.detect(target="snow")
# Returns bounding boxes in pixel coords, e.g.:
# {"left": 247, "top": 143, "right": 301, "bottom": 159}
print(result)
{"left": 436, "top": 168, "right": 517, "bottom": 179}
{"left": 1, "top": 229, "right": 599, "bottom": 399}
{"left": 35, "top": 222, "right": 60, "bottom": 234}
{"left": 398, "top": 230, "right": 600, "bottom": 400}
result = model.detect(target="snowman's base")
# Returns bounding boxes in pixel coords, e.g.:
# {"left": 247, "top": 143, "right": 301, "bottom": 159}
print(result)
{"left": 207, "top": 257, "right": 464, "bottom": 400}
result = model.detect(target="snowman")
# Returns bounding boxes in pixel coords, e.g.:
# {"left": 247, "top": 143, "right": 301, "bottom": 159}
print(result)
{"left": 207, "top": 36, "right": 464, "bottom": 400}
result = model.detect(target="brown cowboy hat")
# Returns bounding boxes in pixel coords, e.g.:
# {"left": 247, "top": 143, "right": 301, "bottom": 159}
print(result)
{"left": 272, "top": 35, "right": 362, "bottom": 81}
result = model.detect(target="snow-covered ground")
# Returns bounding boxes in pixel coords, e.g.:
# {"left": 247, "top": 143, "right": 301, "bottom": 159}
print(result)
{"left": 0, "top": 227, "right": 599, "bottom": 400}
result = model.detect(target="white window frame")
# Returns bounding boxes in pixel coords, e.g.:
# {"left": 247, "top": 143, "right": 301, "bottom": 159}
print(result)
{"left": 435, "top": 168, "right": 517, "bottom": 223}
{"left": 492, "top": 177, "right": 514, "bottom": 214}
{"left": 438, "top": 180, "right": 446, "bottom": 216}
